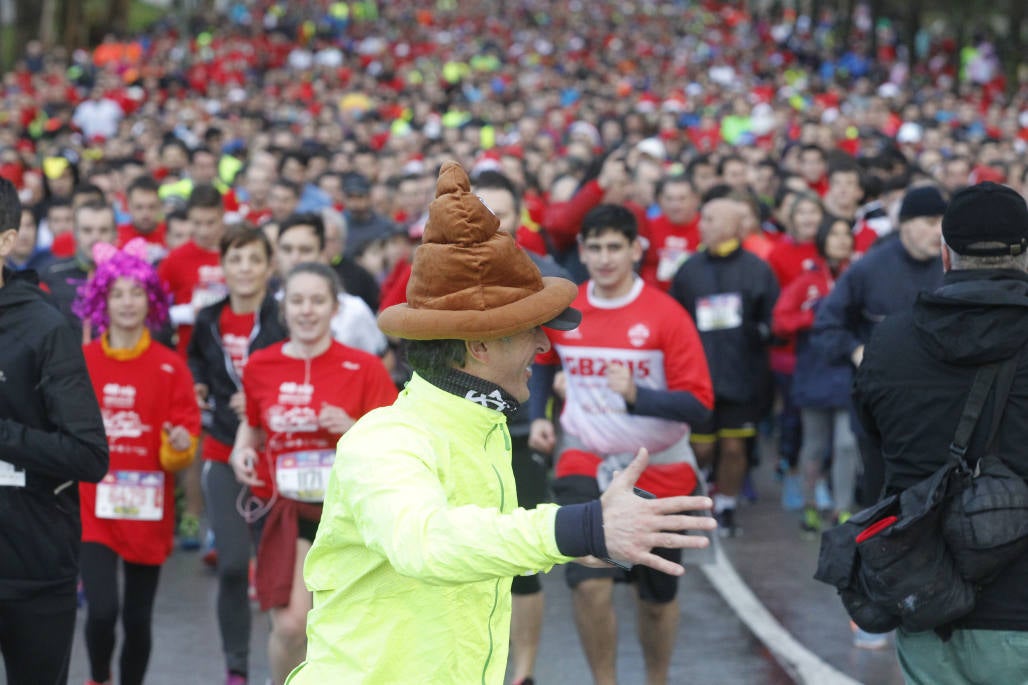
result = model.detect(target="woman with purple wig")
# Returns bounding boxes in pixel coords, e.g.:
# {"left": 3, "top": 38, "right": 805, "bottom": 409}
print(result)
{"left": 73, "top": 238, "right": 202, "bottom": 685}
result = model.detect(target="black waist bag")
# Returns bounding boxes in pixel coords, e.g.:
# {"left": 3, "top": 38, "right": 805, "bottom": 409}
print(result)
{"left": 816, "top": 356, "right": 1028, "bottom": 633}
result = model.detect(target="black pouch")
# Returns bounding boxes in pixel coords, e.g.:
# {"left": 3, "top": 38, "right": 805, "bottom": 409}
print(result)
{"left": 944, "top": 453, "right": 1028, "bottom": 583}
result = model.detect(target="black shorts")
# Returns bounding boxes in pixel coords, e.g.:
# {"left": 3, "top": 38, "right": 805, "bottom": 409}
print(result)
{"left": 511, "top": 433, "right": 549, "bottom": 595}
{"left": 564, "top": 547, "right": 682, "bottom": 603}
{"left": 552, "top": 466, "right": 679, "bottom": 604}
{"left": 691, "top": 399, "right": 761, "bottom": 442}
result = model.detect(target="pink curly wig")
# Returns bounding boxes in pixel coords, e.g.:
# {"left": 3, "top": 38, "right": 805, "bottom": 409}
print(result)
{"left": 72, "top": 238, "right": 170, "bottom": 334}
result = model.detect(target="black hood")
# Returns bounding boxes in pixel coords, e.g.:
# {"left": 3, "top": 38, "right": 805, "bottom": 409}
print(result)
{"left": 914, "top": 269, "right": 1028, "bottom": 365}
{"left": 0, "top": 268, "right": 44, "bottom": 311}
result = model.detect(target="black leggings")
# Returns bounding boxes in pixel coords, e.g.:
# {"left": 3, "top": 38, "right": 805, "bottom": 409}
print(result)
{"left": 80, "top": 542, "right": 162, "bottom": 685}
{"left": 0, "top": 584, "right": 77, "bottom": 685}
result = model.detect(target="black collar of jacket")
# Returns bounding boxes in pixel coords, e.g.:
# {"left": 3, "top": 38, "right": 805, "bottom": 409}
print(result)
{"left": 421, "top": 368, "right": 521, "bottom": 420}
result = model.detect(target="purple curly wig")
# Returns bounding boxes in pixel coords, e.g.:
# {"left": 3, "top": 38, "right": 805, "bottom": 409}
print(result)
{"left": 72, "top": 241, "right": 170, "bottom": 334}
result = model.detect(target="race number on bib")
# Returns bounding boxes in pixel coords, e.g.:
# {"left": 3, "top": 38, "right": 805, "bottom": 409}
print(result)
{"left": 695, "top": 293, "right": 743, "bottom": 332}
{"left": 96, "top": 471, "right": 165, "bottom": 521}
{"left": 276, "top": 450, "right": 335, "bottom": 502}
{"left": 0, "top": 459, "right": 26, "bottom": 487}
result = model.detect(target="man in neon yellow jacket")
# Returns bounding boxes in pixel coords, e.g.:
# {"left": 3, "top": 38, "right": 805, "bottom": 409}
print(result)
{"left": 288, "top": 162, "right": 716, "bottom": 684}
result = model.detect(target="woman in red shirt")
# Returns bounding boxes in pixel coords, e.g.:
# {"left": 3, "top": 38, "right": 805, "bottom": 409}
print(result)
{"left": 73, "top": 238, "right": 201, "bottom": 685}
{"left": 230, "top": 262, "right": 396, "bottom": 685}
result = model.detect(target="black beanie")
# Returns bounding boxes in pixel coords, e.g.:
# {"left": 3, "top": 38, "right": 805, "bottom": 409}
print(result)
{"left": 942, "top": 182, "right": 1028, "bottom": 256}
{"left": 898, "top": 185, "right": 948, "bottom": 222}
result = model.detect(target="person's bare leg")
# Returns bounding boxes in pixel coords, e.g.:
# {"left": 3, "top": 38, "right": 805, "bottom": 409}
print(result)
{"left": 510, "top": 591, "right": 544, "bottom": 683}
{"left": 636, "top": 596, "right": 679, "bottom": 685}
{"left": 717, "top": 437, "right": 747, "bottom": 497}
{"left": 572, "top": 577, "right": 617, "bottom": 685}
{"left": 268, "top": 539, "right": 312, "bottom": 685}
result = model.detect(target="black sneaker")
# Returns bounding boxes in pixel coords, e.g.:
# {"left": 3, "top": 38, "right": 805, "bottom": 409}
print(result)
{"left": 717, "top": 508, "right": 741, "bottom": 538}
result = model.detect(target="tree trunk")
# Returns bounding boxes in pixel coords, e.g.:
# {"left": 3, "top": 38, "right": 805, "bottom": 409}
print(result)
{"left": 1004, "top": 0, "right": 1025, "bottom": 97}
{"left": 12, "top": 0, "right": 41, "bottom": 61}
{"left": 62, "top": 0, "right": 83, "bottom": 53}
{"left": 868, "top": 0, "right": 880, "bottom": 59}
{"left": 38, "top": 0, "right": 56, "bottom": 47}
{"left": 839, "top": 0, "right": 856, "bottom": 49}
{"left": 904, "top": 0, "right": 921, "bottom": 65}
{"left": 105, "top": 0, "right": 132, "bottom": 36}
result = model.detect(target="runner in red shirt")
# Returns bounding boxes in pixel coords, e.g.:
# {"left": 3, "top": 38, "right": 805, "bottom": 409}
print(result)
{"left": 187, "top": 227, "right": 285, "bottom": 684}
{"left": 229, "top": 262, "right": 396, "bottom": 685}
{"left": 158, "top": 184, "right": 228, "bottom": 355}
{"left": 640, "top": 175, "right": 701, "bottom": 290}
{"left": 117, "top": 176, "right": 167, "bottom": 263}
{"left": 73, "top": 237, "right": 201, "bottom": 685}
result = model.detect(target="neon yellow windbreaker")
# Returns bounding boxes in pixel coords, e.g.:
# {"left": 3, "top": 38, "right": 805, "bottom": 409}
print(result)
{"left": 288, "top": 373, "right": 572, "bottom": 684}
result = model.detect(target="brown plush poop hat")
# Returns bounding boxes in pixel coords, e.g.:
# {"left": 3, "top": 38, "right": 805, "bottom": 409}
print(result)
{"left": 377, "top": 161, "right": 580, "bottom": 340}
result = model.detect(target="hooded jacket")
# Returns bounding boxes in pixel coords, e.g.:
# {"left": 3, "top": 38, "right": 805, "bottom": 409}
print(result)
{"left": 854, "top": 268, "right": 1028, "bottom": 631}
{"left": 290, "top": 373, "right": 574, "bottom": 684}
{"left": 0, "top": 268, "right": 108, "bottom": 599}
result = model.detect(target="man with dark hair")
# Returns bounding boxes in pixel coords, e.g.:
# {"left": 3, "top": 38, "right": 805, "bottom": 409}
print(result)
{"left": 118, "top": 175, "right": 167, "bottom": 261}
{"left": 291, "top": 162, "right": 715, "bottom": 685}
{"left": 0, "top": 176, "right": 109, "bottom": 685}
{"left": 640, "top": 174, "right": 701, "bottom": 290}
{"left": 275, "top": 212, "right": 387, "bottom": 357}
{"left": 159, "top": 183, "right": 229, "bottom": 355}
{"left": 531, "top": 203, "right": 714, "bottom": 685}
{"left": 853, "top": 182, "right": 1028, "bottom": 680}
{"left": 269, "top": 179, "right": 302, "bottom": 224}
{"left": 342, "top": 173, "right": 400, "bottom": 261}
{"left": 40, "top": 200, "right": 118, "bottom": 330}
{"left": 798, "top": 144, "right": 829, "bottom": 196}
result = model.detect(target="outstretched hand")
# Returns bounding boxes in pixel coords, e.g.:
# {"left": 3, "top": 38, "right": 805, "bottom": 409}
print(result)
{"left": 600, "top": 448, "right": 716, "bottom": 576}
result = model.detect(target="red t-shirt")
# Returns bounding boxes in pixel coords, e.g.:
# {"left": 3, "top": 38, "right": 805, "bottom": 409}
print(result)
{"left": 117, "top": 222, "right": 168, "bottom": 263}
{"left": 202, "top": 307, "right": 256, "bottom": 463}
{"left": 243, "top": 341, "right": 397, "bottom": 500}
{"left": 767, "top": 239, "right": 821, "bottom": 288}
{"left": 640, "top": 214, "right": 701, "bottom": 290}
{"left": 158, "top": 240, "right": 226, "bottom": 355}
{"left": 79, "top": 338, "right": 201, "bottom": 565}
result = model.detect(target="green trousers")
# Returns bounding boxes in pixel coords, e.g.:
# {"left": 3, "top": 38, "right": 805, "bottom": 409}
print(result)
{"left": 897, "top": 627, "right": 1028, "bottom": 685}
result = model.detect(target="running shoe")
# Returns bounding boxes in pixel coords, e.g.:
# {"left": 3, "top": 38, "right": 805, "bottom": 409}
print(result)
{"left": 177, "top": 513, "right": 202, "bottom": 551}
{"left": 815, "top": 478, "right": 835, "bottom": 511}
{"left": 202, "top": 529, "right": 218, "bottom": 568}
{"left": 780, "top": 473, "right": 804, "bottom": 511}
{"left": 717, "top": 508, "right": 741, "bottom": 538}
{"left": 800, "top": 507, "right": 822, "bottom": 535}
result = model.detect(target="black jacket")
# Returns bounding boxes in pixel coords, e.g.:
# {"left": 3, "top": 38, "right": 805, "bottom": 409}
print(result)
{"left": 670, "top": 245, "right": 778, "bottom": 405}
{"left": 812, "top": 236, "right": 943, "bottom": 365}
{"left": 187, "top": 294, "right": 287, "bottom": 448}
{"left": 854, "top": 269, "right": 1028, "bottom": 631}
{"left": 39, "top": 255, "right": 90, "bottom": 329}
{"left": 0, "top": 268, "right": 108, "bottom": 599}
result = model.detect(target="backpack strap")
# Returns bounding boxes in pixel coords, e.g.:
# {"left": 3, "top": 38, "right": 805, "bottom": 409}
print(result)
{"left": 949, "top": 363, "right": 1001, "bottom": 464}
{"left": 982, "top": 351, "right": 1022, "bottom": 455}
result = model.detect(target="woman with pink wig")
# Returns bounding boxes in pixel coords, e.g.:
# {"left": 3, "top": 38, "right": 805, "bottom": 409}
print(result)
{"left": 73, "top": 238, "right": 202, "bottom": 685}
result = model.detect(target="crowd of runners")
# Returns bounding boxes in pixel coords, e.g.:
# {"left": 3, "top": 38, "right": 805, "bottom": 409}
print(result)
{"left": 1, "top": 0, "right": 1027, "bottom": 684}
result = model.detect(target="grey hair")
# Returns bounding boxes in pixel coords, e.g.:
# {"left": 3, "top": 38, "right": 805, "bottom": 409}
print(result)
{"left": 946, "top": 241, "right": 1028, "bottom": 271}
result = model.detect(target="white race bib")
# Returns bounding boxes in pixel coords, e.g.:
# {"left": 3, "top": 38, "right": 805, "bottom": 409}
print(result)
{"left": 95, "top": 471, "right": 165, "bottom": 521}
{"left": 695, "top": 293, "right": 743, "bottom": 332}
{"left": 657, "top": 246, "right": 691, "bottom": 282}
{"left": 0, "top": 459, "right": 26, "bottom": 488}
{"left": 275, "top": 450, "right": 335, "bottom": 503}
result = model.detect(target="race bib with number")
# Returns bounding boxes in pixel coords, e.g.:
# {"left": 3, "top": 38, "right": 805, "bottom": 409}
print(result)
{"left": 695, "top": 293, "right": 743, "bottom": 332}
{"left": 0, "top": 459, "right": 26, "bottom": 487}
{"left": 276, "top": 450, "right": 335, "bottom": 503}
{"left": 95, "top": 471, "right": 165, "bottom": 521}
{"left": 657, "top": 246, "right": 691, "bottom": 282}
